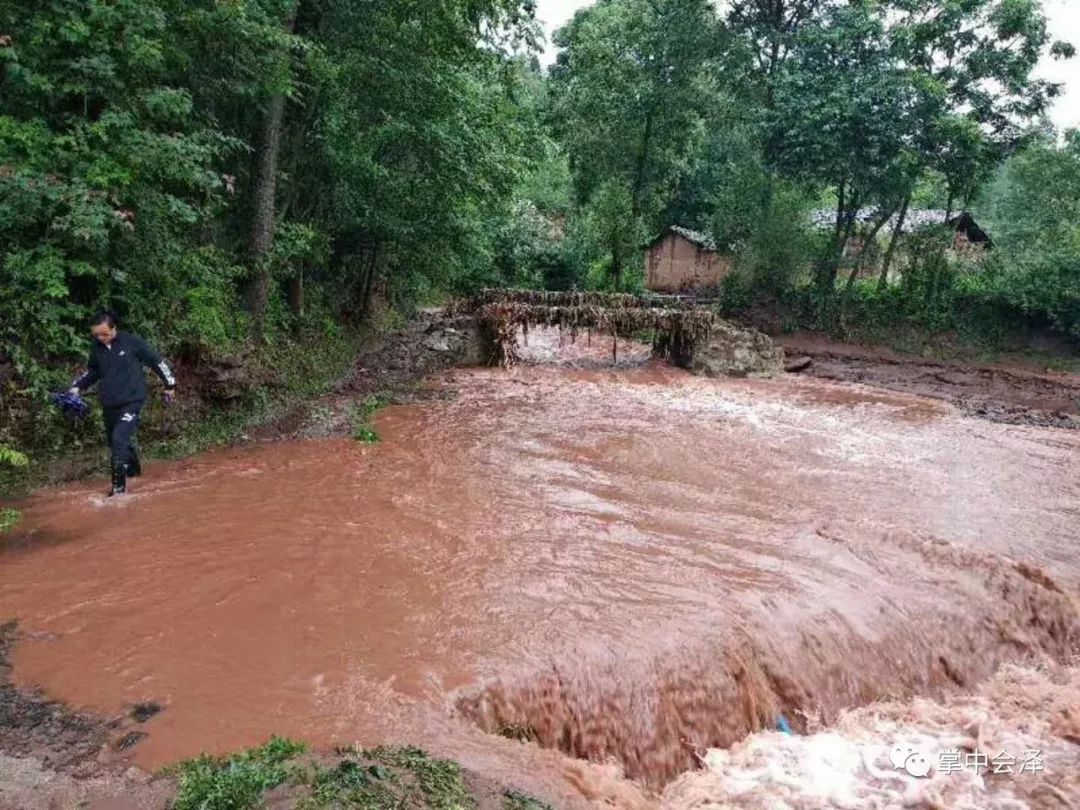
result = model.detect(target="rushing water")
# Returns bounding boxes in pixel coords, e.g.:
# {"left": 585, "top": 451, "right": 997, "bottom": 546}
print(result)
{"left": 2, "top": 337, "right": 1078, "bottom": 806}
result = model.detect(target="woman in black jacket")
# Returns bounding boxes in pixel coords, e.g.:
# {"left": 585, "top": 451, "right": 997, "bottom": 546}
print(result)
{"left": 69, "top": 312, "right": 177, "bottom": 496}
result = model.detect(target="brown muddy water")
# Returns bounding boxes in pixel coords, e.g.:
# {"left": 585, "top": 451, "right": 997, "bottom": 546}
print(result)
{"left": 2, "top": 333, "right": 1079, "bottom": 806}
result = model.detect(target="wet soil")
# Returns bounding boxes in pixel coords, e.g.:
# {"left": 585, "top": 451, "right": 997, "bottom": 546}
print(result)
{"left": 0, "top": 621, "right": 175, "bottom": 809}
{"left": 776, "top": 332, "right": 1080, "bottom": 429}
{"left": 257, "top": 314, "right": 485, "bottom": 441}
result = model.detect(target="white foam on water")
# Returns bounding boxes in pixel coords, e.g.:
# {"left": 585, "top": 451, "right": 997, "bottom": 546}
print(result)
{"left": 622, "top": 379, "right": 935, "bottom": 466}
{"left": 662, "top": 663, "right": 1080, "bottom": 809}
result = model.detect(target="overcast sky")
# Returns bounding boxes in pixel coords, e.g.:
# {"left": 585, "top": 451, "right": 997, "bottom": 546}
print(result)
{"left": 534, "top": 0, "right": 1080, "bottom": 132}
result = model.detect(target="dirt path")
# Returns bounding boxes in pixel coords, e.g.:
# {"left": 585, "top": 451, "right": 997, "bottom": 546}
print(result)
{"left": 777, "top": 332, "right": 1080, "bottom": 429}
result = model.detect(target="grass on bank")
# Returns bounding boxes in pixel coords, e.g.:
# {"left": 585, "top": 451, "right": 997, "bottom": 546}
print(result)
{"left": 0, "top": 444, "right": 29, "bottom": 532}
{"left": 171, "top": 739, "right": 554, "bottom": 810}
{"left": 741, "top": 278, "right": 1080, "bottom": 374}
{"left": 153, "top": 326, "right": 368, "bottom": 460}
{"left": 349, "top": 394, "right": 391, "bottom": 444}
{"left": 172, "top": 737, "right": 306, "bottom": 810}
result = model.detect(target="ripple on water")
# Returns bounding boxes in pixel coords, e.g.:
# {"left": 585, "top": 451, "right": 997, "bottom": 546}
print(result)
{"left": 1, "top": 363, "right": 1079, "bottom": 805}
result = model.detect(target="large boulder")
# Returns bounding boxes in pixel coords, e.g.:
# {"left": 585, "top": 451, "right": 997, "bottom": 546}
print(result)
{"left": 690, "top": 320, "right": 784, "bottom": 378}
{"left": 418, "top": 316, "right": 487, "bottom": 368}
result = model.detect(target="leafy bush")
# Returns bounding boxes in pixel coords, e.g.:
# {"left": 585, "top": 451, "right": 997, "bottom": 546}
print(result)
{"left": 172, "top": 737, "right": 306, "bottom": 810}
{"left": 350, "top": 394, "right": 390, "bottom": 444}
{"left": 897, "top": 228, "right": 958, "bottom": 330}
{"left": 716, "top": 271, "right": 754, "bottom": 316}
{"left": 0, "top": 444, "right": 28, "bottom": 468}
{"left": 736, "top": 189, "right": 818, "bottom": 297}
{"left": 0, "top": 444, "right": 29, "bottom": 531}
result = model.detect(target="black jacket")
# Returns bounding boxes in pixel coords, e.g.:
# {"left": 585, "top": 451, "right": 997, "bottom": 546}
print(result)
{"left": 73, "top": 331, "right": 176, "bottom": 408}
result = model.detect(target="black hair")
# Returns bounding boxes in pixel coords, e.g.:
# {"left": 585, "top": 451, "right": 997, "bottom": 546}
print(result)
{"left": 90, "top": 310, "right": 119, "bottom": 328}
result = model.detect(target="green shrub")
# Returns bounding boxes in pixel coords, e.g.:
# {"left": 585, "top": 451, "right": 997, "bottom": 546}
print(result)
{"left": 172, "top": 737, "right": 306, "bottom": 810}
{"left": 0, "top": 509, "right": 21, "bottom": 533}
{"left": 350, "top": 394, "right": 390, "bottom": 444}
{"left": 302, "top": 747, "right": 472, "bottom": 810}
{"left": 0, "top": 444, "right": 29, "bottom": 531}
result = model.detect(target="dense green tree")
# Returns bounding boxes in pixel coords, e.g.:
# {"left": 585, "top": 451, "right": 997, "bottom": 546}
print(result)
{"left": 979, "top": 132, "right": 1080, "bottom": 336}
{"left": 726, "top": 0, "right": 829, "bottom": 105}
{"left": 1, "top": 0, "right": 1078, "bottom": 437}
{"left": 765, "top": 2, "right": 920, "bottom": 291}
{"left": 283, "top": 0, "right": 539, "bottom": 306}
{"left": 550, "top": 0, "right": 724, "bottom": 286}
{"left": 0, "top": 0, "right": 272, "bottom": 384}
{"left": 0, "top": 0, "right": 539, "bottom": 387}
{"left": 749, "top": 0, "right": 1064, "bottom": 297}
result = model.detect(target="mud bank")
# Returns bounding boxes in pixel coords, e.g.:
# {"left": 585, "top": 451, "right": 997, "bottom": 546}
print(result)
{"left": 776, "top": 333, "right": 1080, "bottom": 430}
{"left": 257, "top": 314, "right": 486, "bottom": 441}
{"left": 0, "top": 621, "right": 172, "bottom": 809}
{"left": 0, "top": 625, "right": 553, "bottom": 810}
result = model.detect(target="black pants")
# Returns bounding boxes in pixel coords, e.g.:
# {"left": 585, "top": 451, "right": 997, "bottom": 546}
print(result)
{"left": 103, "top": 401, "right": 143, "bottom": 471}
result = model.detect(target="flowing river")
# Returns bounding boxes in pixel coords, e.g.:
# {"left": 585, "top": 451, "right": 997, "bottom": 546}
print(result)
{"left": 2, "top": 334, "right": 1078, "bottom": 806}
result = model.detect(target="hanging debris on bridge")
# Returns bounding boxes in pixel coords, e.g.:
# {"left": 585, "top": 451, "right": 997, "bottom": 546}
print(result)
{"left": 450, "top": 289, "right": 783, "bottom": 376}
{"left": 450, "top": 288, "right": 712, "bottom": 367}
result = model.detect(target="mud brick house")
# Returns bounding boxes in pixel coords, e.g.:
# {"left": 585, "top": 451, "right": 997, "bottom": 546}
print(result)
{"left": 645, "top": 226, "right": 733, "bottom": 293}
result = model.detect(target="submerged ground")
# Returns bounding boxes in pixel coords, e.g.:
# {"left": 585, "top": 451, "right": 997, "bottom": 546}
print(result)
{"left": 1, "top": 329, "right": 1078, "bottom": 808}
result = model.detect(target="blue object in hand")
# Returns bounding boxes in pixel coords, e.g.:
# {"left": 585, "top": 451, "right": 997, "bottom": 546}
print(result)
{"left": 777, "top": 714, "right": 793, "bottom": 735}
{"left": 51, "top": 391, "right": 90, "bottom": 420}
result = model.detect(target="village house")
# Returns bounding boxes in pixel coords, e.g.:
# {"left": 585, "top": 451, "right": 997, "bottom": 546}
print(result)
{"left": 809, "top": 208, "right": 992, "bottom": 258}
{"left": 805, "top": 208, "right": 993, "bottom": 280}
{"left": 644, "top": 225, "right": 733, "bottom": 293}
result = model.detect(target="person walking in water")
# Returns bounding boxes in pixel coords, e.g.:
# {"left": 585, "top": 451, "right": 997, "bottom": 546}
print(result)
{"left": 69, "top": 312, "right": 176, "bottom": 496}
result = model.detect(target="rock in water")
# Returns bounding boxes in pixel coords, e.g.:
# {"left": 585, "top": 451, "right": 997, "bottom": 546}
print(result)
{"left": 690, "top": 321, "right": 784, "bottom": 378}
{"left": 422, "top": 333, "right": 452, "bottom": 353}
{"left": 785, "top": 356, "right": 813, "bottom": 374}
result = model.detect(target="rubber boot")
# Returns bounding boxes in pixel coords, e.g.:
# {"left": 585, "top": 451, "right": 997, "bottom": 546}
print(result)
{"left": 127, "top": 452, "right": 142, "bottom": 478}
{"left": 109, "top": 463, "right": 127, "bottom": 497}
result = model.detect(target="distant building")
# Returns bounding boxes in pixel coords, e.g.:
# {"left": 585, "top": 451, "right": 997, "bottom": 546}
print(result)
{"left": 808, "top": 208, "right": 993, "bottom": 254}
{"left": 644, "top": 226, "right": 732, "bottom": 293}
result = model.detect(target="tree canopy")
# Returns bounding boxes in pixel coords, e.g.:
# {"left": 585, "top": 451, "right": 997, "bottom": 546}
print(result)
{"left": 0, "top": 0, "right": 1076, "bottom": 399}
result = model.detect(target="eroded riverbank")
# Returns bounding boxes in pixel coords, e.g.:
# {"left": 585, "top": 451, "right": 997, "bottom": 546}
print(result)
{"left": 1, "top": 335, "right": 1079, "bottom": 807}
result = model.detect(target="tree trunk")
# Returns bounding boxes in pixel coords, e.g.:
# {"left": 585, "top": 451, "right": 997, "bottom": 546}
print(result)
{"left": 817, "top": 180, "right": 847, "bottom": 294}
{"left": 287, "top": 268, "right": 304, "bottom": 320}
{"left": 844, "top": 208, "right": 893, "bottom": 293}
{"left": 360, "top": 242, "right": 382, "bottom": 317}
{"left": 244, "top": 6, "right": 297, "bottom": 336}
{"left": 610, "top": 246, "right": 622, "bottom": 288}
{"left": 827, "top": 188, "right": 861, "bottom": 292}
{"left": 765, "top": 33, "right": 780, "bottom": 108}
{"left": 878, "top": 193, "right": 910, "bottom": 291}
{"left": 833, "top": 180, "right": 846, "bottom": 246}
{"left": 244, "top": 91, "right": 286, "bottom": 330}
{"left": 631, "top": 111, "right": 654, "bottom": 220}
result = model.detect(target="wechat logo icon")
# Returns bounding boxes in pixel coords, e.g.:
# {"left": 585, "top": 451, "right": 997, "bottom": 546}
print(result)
{"left": 890, "top": 743, "right": 932, "bottom": 778}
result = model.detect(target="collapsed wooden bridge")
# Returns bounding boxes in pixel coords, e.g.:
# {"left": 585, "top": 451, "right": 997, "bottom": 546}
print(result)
{"left": 451, "top": 288, "right": 719, "bottom": 367}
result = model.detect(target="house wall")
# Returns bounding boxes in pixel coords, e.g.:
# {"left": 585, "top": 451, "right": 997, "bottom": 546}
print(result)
{"left": 646, "top": 233, "right": 731, "bottom": 292}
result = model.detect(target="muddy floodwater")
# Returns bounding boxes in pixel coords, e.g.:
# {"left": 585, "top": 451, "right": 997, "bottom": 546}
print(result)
{"left": 2, "top": 341, "right": 1079, "bottom": 806}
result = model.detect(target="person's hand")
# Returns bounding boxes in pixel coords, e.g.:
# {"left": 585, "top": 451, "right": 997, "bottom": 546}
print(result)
{"left": 68, "top": 387, "right": 80, "bottom": 396}
{"left": 163, "top": 389, "right": 175, "bottom": 407}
